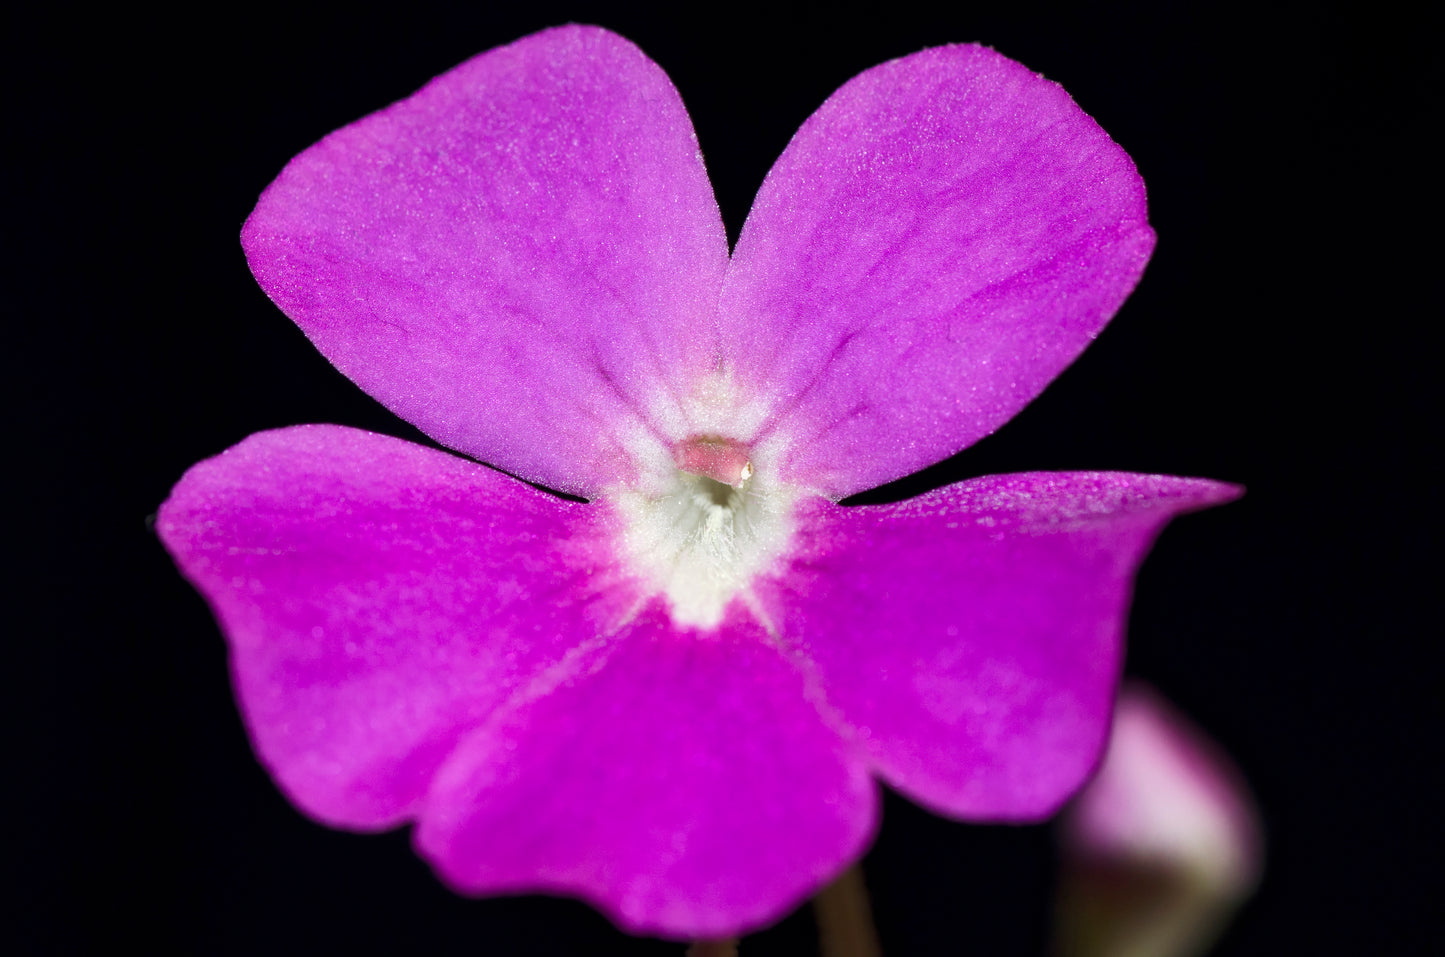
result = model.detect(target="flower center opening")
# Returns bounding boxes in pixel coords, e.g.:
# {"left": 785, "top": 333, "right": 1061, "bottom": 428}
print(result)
{"left": 674, "top": 436, "right": 754, "bottom": 488}
{"left": 613, "top": 435, "right": 797, "bottom": 631}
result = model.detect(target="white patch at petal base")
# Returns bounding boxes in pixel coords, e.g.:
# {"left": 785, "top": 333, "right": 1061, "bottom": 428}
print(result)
{"left": 612, "top": 458, "right": 799, "bottom": 631}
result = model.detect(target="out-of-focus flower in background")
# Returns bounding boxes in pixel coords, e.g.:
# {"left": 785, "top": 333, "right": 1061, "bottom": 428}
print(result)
{"left": 1056, "top": 683, "right": 1263, "bottom": 957}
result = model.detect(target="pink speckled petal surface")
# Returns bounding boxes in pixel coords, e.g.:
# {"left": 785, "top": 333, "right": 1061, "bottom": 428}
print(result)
{"left": 755, "top": 473, "right": 1241, "bottom": 820}
{"left": 156, "top": 425, "right": 640, "bottom": 828}
{"left": 720, "top": 45, "right": 1156, "bottom": 497}
{"left": 415, "top": 607, "right": 878, "bottom": 940}
{"left": 242, "top": 26, "right": 729, "bottom": 497}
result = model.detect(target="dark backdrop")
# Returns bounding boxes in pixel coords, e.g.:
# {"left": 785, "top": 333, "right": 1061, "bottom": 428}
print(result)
{"left": 9, "top": 2, "right": 1433, "bottom": 954}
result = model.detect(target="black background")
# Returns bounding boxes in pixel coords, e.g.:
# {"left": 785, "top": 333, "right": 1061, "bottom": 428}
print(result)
{"left": 8, "top": 2, "right": 1434, "bottom": 954}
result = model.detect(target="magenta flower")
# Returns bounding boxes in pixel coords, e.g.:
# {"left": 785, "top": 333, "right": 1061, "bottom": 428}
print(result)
{"left": 158, "top": 25, "right": 1238, "bottom": 939}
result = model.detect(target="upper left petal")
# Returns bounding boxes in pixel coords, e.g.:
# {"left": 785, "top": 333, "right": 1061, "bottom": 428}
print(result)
{"left": 156, "top": 425, "right": 639, "bottom": 828}
{"left": 242, "top": 26, "right": 729, "bottom": 497}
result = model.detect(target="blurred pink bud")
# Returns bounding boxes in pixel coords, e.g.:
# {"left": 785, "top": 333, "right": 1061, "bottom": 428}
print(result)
{"left": 1055, "top": 683, "right": 1263, "bottom": 957}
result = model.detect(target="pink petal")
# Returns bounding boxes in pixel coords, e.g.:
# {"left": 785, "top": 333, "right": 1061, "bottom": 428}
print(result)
{"left": 156, "top": 425, "right": 640, "bottom": 828}
{"left": 753, "top": 473, "right": 1241, "bottom": 820}
{"left": 720, "top": 45, "right": 1156, "bottom": 498}
{"left": 242, "top": 26, "right": 729, "bottom": 497}
{"left": 415, "top": 606, "right": 878, "bottom": 940}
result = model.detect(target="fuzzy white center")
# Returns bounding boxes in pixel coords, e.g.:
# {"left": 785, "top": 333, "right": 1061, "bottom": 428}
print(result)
{"left": 614, "top": 445, "right": 798, "bottom": 630}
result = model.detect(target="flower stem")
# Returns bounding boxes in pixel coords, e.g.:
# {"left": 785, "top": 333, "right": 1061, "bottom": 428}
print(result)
{"left": 686, "top": 939, "right": 738, "bottom": 957}
{"left": 813, "top": 862, "right": 883, "bottom": 957}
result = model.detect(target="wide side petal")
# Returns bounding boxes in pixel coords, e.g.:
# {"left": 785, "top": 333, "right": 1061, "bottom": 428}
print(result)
{"left": 720, "top": 46, "right": 1155, "bottom": 498}
{"left": 156, "top": 425, "right": 639, "bottom": 828}
{"left": 754, "top": 473, "right": 1241, "bottom": 820}
{"left": 415, "top": 607, "right": 878, "bottom": 939}
{"left": 242, "top": 26, "right": 729, "bottom": 497}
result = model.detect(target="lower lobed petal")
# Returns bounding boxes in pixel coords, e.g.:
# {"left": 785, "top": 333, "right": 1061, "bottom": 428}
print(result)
{"left": 160, "top": 428, "right": 1233, "bottom": 933}
{"left": 157, "top": 424, "right": 641, "bottom": 828}
{"left": 754, "top": 472, "right": 1241, "bottom": 822}
{"left": 414, "top": 604, "right": 878, "bottom": 940}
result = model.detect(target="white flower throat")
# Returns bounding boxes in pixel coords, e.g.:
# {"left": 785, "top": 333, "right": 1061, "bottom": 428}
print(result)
{"left": 615, "top": 435, "right": 798, "bottom": 631}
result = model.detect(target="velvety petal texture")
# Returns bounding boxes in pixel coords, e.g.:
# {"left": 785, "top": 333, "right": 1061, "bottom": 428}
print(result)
{"left": 417, "top": 608, "right": 877, "bottom": 938}
{"left": 159, "top": 24, "right": 1241, "bottom": 942}
{"left": 157, "top": 425, "right": 640, "bottom": 827}
{"left": 721, "top": 45, "right": 1156, "bottom": 497}
{"left": 242, "top": 26, "right": 729, "bottom": 497}
{"left": 756, "top": 474, "right": 1241, "bottom": 820}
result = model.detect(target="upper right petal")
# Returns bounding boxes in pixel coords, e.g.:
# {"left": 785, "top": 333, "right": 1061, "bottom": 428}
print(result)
{"left": 242, "top": 26, "right": 730, "bottom": 497}
{"left": 719, "top": 45, "right": 1155, "bottom": 498}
